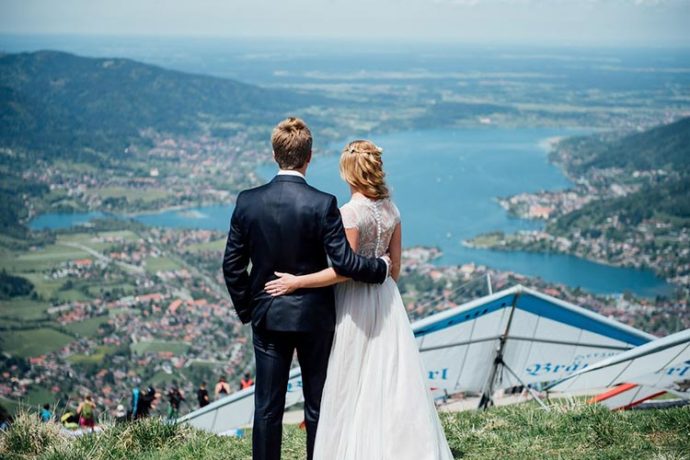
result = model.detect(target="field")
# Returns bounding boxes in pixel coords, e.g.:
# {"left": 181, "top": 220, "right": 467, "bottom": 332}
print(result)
{"left": 67, "top": 345, "right": 118, "bottom": 365}
{"left": 143, "top": 256, "right": 181, "bottom": 273}
{"left": 184, "top": 239, "right": 225, "bottom": 253}
{"left": 63, "top": 316, "right": 110, "bottom": 338}
{"left": 130, "top": 340, "right": 190, "bottom": 355}
{"left": 1, "top": 402, "right": 688, "bottom": 459}
{"left": 95, "top": 187, "right": 171, "bottom": 204}
{"left": 0, "top": 328, "right": 73, "bottom": 357}
{"left": 0, "top": 299, "right": 51, "bottom": 321}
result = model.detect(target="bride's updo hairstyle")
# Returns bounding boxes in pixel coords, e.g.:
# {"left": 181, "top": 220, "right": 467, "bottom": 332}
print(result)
{"left": 339, "top": 140, "right": 390, "bottom": 200}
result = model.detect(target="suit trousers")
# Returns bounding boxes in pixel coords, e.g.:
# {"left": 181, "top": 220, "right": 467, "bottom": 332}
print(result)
{"left": 252, "top": 326, "right": 334, "bottom": 460}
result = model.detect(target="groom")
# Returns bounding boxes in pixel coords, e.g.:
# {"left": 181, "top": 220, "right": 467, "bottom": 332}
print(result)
{"left": 222, "top": 117, "right": 389, "bottom": 460}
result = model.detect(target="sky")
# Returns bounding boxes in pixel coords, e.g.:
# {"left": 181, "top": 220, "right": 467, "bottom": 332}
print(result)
{"left": 1, "top": 0, "right": 689, "bottom": 46}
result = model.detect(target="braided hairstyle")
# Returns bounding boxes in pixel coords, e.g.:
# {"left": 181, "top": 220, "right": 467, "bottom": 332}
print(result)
{"left": 339, "top": 140, "right": 390, "bottom": 200}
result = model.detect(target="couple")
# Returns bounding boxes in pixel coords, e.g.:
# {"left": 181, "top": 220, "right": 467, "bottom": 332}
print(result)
{"left": 222, "top": 117, "right": 452, "bottom": 460}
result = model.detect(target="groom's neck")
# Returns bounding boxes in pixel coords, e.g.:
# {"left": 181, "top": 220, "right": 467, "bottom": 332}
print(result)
{"left": 291, "top": 164, "right": 308, "bottom": 176}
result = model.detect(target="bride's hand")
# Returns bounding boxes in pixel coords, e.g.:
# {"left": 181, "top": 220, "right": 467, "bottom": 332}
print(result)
{"left": 265, "top": 272, "right": 301, "bottom": 296}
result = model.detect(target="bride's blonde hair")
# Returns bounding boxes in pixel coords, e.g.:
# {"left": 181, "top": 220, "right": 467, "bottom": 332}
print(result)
{"left": 339, "top": 140, "right": 390, "bottom": 200}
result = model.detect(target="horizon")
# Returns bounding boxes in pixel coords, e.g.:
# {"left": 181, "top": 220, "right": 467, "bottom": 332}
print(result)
{"left": 3, "top": 33, "right": 690, "bottom": 50}
{"left": 1, "top": 0, "right": 689, "bottom": 47}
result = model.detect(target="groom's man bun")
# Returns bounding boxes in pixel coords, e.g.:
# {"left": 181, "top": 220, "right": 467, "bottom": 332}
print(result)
{"left": 272, "top": 117, "right": 312, "bottom": 170}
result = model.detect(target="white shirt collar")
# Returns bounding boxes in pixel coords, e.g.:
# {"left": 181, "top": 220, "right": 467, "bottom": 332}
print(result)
{"left": 277, "top": 169, "right": 305, "bottom": 179}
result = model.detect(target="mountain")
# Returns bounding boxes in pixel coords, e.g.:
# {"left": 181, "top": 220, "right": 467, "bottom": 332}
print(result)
{"left": 0, "top": 51, "right": 324, "bottom": 235}
{"left": 554, "top": 116, "right": 690, "bottom": 175}
{"left": 0, "top": 50, "right": 315, "bottom": 160}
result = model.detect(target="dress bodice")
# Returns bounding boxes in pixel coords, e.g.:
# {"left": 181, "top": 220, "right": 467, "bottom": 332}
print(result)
{"left": 340, "top": 196, "right": 400, "bottom": 258}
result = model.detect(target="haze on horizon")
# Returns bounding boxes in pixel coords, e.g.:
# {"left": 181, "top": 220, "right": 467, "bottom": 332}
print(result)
{"left": 1, "top": 0, "right": 689, "bottom": 47}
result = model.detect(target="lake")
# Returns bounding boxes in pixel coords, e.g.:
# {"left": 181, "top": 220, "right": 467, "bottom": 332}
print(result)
{"left": 29, "top": 126, "right": 672, "bottom": 297}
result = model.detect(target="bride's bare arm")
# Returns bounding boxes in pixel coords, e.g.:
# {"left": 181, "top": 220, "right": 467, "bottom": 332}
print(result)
{"left": 265, "top": 228, "right": 358, "bottom": 296}
{"left": 389, "top": 223, "right": 401, "bottom": 282}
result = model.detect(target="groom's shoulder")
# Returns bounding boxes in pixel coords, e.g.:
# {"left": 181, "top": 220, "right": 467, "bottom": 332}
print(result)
{"left": 233, "top": 183, "right": 269, "bottom": 210}
{"left": 304, "top": 183, "right": 338, "bottom": 207}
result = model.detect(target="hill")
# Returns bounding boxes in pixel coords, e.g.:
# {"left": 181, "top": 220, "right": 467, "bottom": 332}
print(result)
{"left": 0, "top": 51, "right": 324, "bottom": 235}
{"left": 552, "top": 116, "right": 690, "bottom": 175}
{"left": 1, "top": 402, "right": 688, "bottom": 459}
{"left": 549, "top": 117, "right": 690, "bottom": 232}
{"left": 0, "top": 51, "right": 314, "bottom": 160}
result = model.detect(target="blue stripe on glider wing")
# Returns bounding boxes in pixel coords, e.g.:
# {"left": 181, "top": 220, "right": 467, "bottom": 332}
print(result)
{"left": 413, "top": 293, "right": 516, "bottom": 338}
{"left": 515, "top": 293, "right": 650, "bottom": 347}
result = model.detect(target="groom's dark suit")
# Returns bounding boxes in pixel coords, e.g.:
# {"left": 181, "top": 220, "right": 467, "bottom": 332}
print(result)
{"left": 223, "top": 173, "right": 387, "bottom": 460}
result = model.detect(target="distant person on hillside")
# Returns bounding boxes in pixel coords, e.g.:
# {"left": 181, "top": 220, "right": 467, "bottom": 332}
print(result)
{"left": 214, "top": 376, "right": 230, "bottom": 398}
{"left": 197, "top": 382, "right": 210, "bottom": 408}
{"left": 137, "top": 386, "right": 157, "bottom": 418}
{"left": 166, "top": 383, "right": 185, "bottom": 420}
{"left": 0, "top": 404, "right": 13, "bottom": 431}
{"left": 239, "top": 372, "right": 254, "bottom": 390}
{"left": 60, "top": 410, "right": 79, "bottom": 430}
{"left": 114, "top": 404, "right": 128, "bottom": 424}
{"left": 77, "top": 395, "right": 96, "bottom": 430}
{"left": 40, "top": 403, "right": 52, "bottom": 423}
{"left": 130, "top": 384, "right": 141, "bottom": 420}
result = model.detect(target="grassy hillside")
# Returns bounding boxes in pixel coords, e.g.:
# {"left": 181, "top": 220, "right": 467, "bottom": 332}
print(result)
{"left": 550, "top": 177, "right": 690, "bottom": 231}
{"left": 554, "top": 116, "right": 690, "bottom": 175}
{"left": 1, "top": 402, "right": 688, "bottom": 459}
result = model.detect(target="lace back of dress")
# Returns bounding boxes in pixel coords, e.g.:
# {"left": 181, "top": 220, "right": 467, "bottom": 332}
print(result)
{"left": 341, "top": 198, "right": 400, "bottom": 258}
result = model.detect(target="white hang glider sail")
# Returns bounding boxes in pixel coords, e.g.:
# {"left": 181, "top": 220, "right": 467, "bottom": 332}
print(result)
{"left": 413, "top": 285, "right": 654, "bottom": 407}
{"left": 180, "top": 285, "right": 654, "bottom": 433}
{"left": 547, "top": 328, "right": 690, "bottom": 408}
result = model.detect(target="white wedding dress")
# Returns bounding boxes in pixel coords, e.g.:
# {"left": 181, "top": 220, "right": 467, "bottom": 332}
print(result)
{"left": 313, "top": 196, "right": 453, "bottom": 460}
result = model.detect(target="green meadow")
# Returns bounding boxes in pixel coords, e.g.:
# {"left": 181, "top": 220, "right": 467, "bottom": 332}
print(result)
{"left": 1, "top": 402, "right": 688, "bottom": 459}
{"left": 0, "top": 328, "right": 73, "bottom": 358}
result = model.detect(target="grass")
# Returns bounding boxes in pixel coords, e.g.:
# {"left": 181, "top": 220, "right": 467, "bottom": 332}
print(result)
{"left": 96, "top": 186, "right": 170, "bottom": 204}
{"left": 5, "top": 245, "right": 91, "bottom": 272}
{"left": 63, "top": 316, "right": 110, "bottom": 338}
{"left": 184, "top": 239, "right": 225, "bottom": 253}
{"left": 20, "top": 274, "right": 89, "bottom": 303}
{"left": 1, "top": 402, "right": 688, "bottom": 459}
{"left": 131, "top": 340, "right": 190, "bottom": 355}
{"left": 0, "top": 299, "right": 51, "bottom": 321}
{"left": 67, "top": 346, "right": 117, "bottom": 365}
{"left": 0, "top": 328, "right": 74, "bottom": 357}
{"left": 144, "top": 256, "right": 181, "bottom": 273}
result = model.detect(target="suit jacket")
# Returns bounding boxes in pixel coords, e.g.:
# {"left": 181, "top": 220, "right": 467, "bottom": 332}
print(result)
{"left": 222, "top": 174, "right": 387, "bottom": 332}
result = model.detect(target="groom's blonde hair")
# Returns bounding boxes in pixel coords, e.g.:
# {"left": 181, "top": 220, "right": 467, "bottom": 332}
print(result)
{"left": 272, "top": 117, "right": 312, "bottom": 169}
{"left": 339, "top": 140, "right": 390, "bottom": 200}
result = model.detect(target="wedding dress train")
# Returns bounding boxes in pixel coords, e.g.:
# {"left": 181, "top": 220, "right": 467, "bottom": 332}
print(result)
{"left": 313, "top": 196, "right": 453, "bottom": 460}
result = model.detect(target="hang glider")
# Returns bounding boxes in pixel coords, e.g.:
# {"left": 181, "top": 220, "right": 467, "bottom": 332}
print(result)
{"left": 180, "top": 285, "right": 654, "bottom": 433}
{"left": 412, "top": 285, "right": 654, "bottom": 408}
{"left": 547, "top": 328, "right": 690, "bottom": 408}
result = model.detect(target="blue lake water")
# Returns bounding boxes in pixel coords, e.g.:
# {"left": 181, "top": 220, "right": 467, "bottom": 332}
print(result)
{"left": 29, "top": 127, "right": 672, "bottom": 297}
{"left": 29, "top": 211, "right": 107, "bottom": 230}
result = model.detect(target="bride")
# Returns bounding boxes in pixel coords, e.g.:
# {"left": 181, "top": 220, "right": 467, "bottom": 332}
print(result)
{"left": 264, "top": 140, "right": 453, "bottom": 460}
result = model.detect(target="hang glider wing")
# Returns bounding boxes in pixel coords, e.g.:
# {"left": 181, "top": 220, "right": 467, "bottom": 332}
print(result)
{"left": 414, "top": 285, "right": 654, "bottom": 396}
{"left": 548, "top": 328, "right": 690, "bottom": 401}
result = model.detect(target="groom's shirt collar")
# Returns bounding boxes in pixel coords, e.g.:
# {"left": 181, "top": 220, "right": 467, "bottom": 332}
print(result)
{"left": 277, "top": 169, "right": 305, "bottom": 179}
